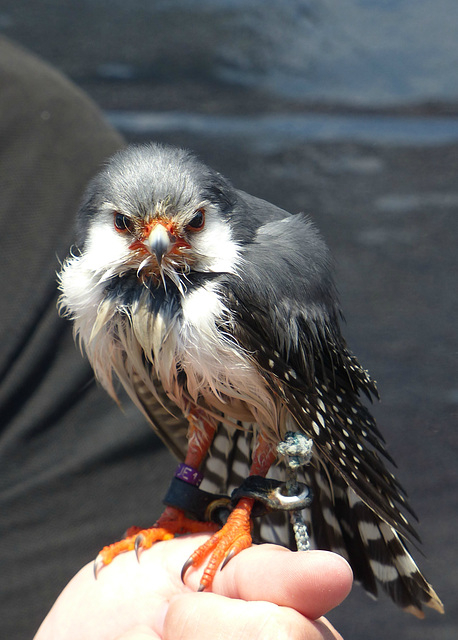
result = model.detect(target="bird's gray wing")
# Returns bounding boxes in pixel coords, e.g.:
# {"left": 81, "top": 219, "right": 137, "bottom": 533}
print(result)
{"left": 220, "top": 210, "right": 418, "bottom": 542}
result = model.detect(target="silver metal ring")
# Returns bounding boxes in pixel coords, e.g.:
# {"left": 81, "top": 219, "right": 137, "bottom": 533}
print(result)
{"left": 269, "top": 484, "right": 312, "bottom": 510}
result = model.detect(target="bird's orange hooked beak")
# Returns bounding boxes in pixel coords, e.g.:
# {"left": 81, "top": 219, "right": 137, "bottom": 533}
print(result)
{"left": 129, "top": 220, "right": 190, "bottom": 265}
{"left": 144, "top": 223, "right": 173, "bottom": 266}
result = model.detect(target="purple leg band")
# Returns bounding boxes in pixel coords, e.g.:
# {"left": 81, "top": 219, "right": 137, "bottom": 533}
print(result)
{"left": 174, "top": 463, "right": 204, "bottom": 487}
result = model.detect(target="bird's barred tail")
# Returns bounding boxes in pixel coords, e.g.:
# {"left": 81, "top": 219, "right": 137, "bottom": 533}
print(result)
{"left": 201, "top": 424, "right": 444, "bottom": 618}
{"left": 307, "top": 462, "right": 443, "bottom": 618}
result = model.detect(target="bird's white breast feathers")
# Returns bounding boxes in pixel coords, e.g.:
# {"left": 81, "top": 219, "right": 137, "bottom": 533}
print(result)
{"left": 58, "top": 252, "right": 280, "bottom": 439}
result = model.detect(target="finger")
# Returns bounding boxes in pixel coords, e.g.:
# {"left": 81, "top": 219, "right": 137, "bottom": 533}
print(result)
{"left": 316, "top": 617, "right": 345, "bottom": 640}
{"left": 206, "top": 546, "right": 353, "bottom": 620}
{"left": 163, "top": 592, "right": 343, "bottom": 640}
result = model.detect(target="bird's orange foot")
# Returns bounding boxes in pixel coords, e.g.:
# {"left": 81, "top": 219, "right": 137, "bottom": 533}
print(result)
{"left": 94, "top": 506, "right": 219, "bottom": 577}
{"left": 181, "top": 497, "right": 254, "bottom": 591}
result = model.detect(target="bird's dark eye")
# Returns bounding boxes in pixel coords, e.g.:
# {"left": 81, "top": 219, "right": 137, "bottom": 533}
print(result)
{"left": 186, "top": 209, "right": 205, "bottom": 232}
{"left": 113, "top": 212, "right": 134, "bottom": 233}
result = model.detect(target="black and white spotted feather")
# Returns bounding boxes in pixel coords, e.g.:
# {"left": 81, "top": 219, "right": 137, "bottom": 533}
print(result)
{"left": 58, "top": 142, "right": 443, "bottom": 618}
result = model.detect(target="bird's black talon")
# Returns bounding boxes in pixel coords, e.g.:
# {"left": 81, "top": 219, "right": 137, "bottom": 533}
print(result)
{"left": 134, "top": 534, "right": 145, "bottom": 562}
{"left": 197, "top": 582, "right": 206, "bottom": 593}
{"left": 220, "top": 548, "right": 236, "bottom": 571}
{"left": 93, "top": 555, "right": 104, "bottom": 580}
{"left": 180, "top": 556, "right": 193, "bottom": 583}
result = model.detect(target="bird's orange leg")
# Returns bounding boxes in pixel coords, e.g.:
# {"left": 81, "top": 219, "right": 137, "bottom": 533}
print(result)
{"left": 95, "top": 408, "right": 219, "bottom": 575}
{"left": 182, "top": 435, "right": 277, "bottom": 591}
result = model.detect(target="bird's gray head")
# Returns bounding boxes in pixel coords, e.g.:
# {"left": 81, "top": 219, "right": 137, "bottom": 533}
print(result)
{"left": 75, "top": 143, "right": 240, "bottom": 289}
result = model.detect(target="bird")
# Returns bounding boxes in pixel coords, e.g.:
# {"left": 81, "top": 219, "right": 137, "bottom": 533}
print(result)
{"left": 58, "top": 142, "right": 443, "bottom": 618}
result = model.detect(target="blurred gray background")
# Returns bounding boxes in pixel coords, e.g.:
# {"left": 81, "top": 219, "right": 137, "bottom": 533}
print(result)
{"left": 1, "top": 1, "right": 456, "bottom": 638}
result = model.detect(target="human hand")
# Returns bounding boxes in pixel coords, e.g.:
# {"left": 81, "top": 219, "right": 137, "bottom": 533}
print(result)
{"left": 34, "top": 534, "right": 352, "bottom": 640}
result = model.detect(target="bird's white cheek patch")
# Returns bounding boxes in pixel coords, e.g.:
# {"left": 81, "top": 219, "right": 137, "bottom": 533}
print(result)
{"left": 58, "top": 219, "right": 131, "bottom": 324}
{"left": 83, "top": 219, "right": 129, "bottom": 273}
{"left": 192, "top": 215, "right": 240, "bottom": 274}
